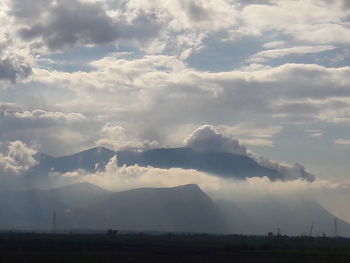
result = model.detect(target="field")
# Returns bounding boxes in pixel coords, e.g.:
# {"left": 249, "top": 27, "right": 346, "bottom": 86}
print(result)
{"left": 1, "top": 232, "right": 350, "bottom": 262}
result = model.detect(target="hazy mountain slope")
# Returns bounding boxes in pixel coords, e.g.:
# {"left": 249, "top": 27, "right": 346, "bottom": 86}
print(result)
{"left": 0, "top": 183, "right": 228, "bottom": 233}
{"left": 215, "top": 200, "right": 255, "bottom": 234}
{"left": 217, "top": 197, "right": 350, "bottom": 237}
{"left": 44, "top": 147, "right": 115, "bottom": 173}
{"left": 1, "top": 182, "right": 349, "bottom": 237}
{"left": 0, "top": 183, "right": 109, "bottom": 229}
{"left": 68, "top": 184, "right": 228, "bottom": 233}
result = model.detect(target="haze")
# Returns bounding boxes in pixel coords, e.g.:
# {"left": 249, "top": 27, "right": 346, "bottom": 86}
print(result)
{"left": 0, "top": 0, "right": 350, "bottom": 234}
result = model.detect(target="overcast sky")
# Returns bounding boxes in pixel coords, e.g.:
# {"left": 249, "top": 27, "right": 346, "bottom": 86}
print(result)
{"left": 1, "top": 0, "right": 350, "bottom": 184}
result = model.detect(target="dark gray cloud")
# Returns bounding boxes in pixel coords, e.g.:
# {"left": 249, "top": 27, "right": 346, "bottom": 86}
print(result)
{"left": 19, "top": 0, "right": 117, "bottom": 50}
{"left": 0, "top": 58, "right": 32, "bottom": 83}
{"left": 14, "top": 0, "right": 161, "bottom": 51}
{"left": 185, "top": 2, "right": 209, "bottom": 22}
{"left": 237, "top": 0, "right": 274, "bottom": 6}
{"left": 9, "top": 0, "right": 51, "bottom": 21}
{"left": 343, "top": 0, "right": 350, "bottom": 9}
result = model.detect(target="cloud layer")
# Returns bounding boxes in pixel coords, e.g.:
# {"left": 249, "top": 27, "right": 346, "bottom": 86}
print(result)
{"left": 0, "top": 0, "right": 349, "bottom": 184}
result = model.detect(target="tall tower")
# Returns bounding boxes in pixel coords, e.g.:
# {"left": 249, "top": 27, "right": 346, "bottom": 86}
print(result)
{"left": 51, "top": 211, "right": 57, "bottom": 234}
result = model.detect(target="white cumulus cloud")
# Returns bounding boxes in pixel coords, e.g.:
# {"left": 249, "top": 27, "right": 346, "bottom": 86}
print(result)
{"left": 0, "top": 141, "right": 37, "bottom": 176}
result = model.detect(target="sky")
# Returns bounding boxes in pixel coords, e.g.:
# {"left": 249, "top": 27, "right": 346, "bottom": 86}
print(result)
{"left": 0, "top": 0, "right": 350, "bottom": 188}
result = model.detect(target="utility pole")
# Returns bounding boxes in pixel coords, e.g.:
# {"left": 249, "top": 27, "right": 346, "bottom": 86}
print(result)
{"left": 334, "top": 218, "right": 338, "bottom": 238}
{"left": 308, "top": 222, "right": 314, "bottom": 237}
{"left": 51, "top": 211, "right": 57, "bottom": 234}
{"left": 277, "top": 227, "right": 281, "bottom": 236}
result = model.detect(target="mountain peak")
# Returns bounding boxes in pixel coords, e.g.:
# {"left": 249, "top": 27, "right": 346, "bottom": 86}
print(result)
{"left": 173, "top": 184, "right": 202, "bottom": 191}
{"left": 76, "top": 146, "right": 115, "bottom": 155}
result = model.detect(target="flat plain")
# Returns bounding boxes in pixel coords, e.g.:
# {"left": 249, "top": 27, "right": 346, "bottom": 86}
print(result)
{"left": 1, "top": 232, "right": 350, "bottom": 263}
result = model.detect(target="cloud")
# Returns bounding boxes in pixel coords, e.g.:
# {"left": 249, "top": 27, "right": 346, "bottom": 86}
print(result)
{"left": 0, "top": 0, "right": 349, "bottom": 184}
{"left": 96, "top": 123, "right": 159, "bottom": 151}
{"left": 2, "top": 0, "right": 350, "bottom": 80}
{"left": 0, "top": 3, "right": 33, "bottom": 84}
{"left": 0, "top": 141, "right": 37, "bottom": 176}
{"left": 50, "top": 154, "right": 308, "bottom": 193}
{"left": 184, "top": 125, "right": 248, "bottom": 155}
{"left": 0, "top": 57, "right": 32, "bottom": 83}
{"left": 240, "top": 138, "right": 274, "bottom": 147}
{"left": 217, "top": 123, "right": 283, "bottom": 139}
{"left": 56, "top": 155, "right": 215, "bottom": 191}
{"left": 254, "top": 157, "right": 315, "bottom": 182}
{"left": 6, "top": 0, "right": 239, "bottom": 58}
{"left": 239, "top": 0, "right": 350, "bottom": 45}
{"left": 248, "top": 45, "right": 335, "bottom": 64}
{"left": 334, "top": 139, "right": 350, "bottom": 145}
{"left": 0, "top": 104, "right": 87, "bottom": 132}
{"left": 0, "top": 104, "right": 91, "bottom": 156}
{"left": 341, "top": 0, "right": 350, "bottom": 9}
{"left": 36, "top": 54, "right": 350, "bottom": 128}
{"left": 183, "top": 125, "right": 314, "bottom": 181}
{"left": 12, "top": 110, "right": 87, "bottom": 124}
{"left": 306, "top": 129, "right": 323, "bottom": 138}
{"left": 12, "top": 0, "right": 161, "bottom": 51}
{"left": 30, "top": 55, "right": 350, "bottom": 158}
{"left": 126, "top": 0, "right": 237, "bottom": 31}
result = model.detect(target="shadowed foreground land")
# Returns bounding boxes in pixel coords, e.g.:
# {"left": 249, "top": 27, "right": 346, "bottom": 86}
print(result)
{"left": 1, "top": 233, "right": 350, "bottom": 262}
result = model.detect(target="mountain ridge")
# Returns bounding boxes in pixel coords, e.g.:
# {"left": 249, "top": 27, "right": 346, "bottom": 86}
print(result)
{"left": 0, "top": 182, "right": 349, "bottom": 236}
{"left": 31, "top": 146, "right": 285, "bottom": 181}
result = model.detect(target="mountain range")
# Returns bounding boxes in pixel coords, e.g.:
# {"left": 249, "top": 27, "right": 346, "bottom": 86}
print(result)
{"left": 31, "top": 146, "right": 283, "bottom": 181}
{"left": 0, "top": 182, "right": 349, "bottom": 237}
{"left": 0, "top": 146, "right": 344, "bottom": 236}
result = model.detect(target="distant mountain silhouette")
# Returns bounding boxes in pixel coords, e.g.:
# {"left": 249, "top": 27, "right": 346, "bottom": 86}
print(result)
{"left": 218, "top": 196, "right": 350, "bottom": 237}
{"left": 69, "top": 184, "right": 228, "bottom": 233}
{"left": 33, "top": 147, "right": 115, "bottom": 174}
{"left": 0, "top": 183, "right": 227, "bottom": 233}
{"left": 0, "top": 182, "right": 109, "bottom": 229}
{"left": 0, "top": 183, "right": 349, "bottom": 236}
{"left": 31, "top": 147, "right": 284, "bottom": 181}
{"left": 117, "top": 148, "right": 283, "bottom": 180}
